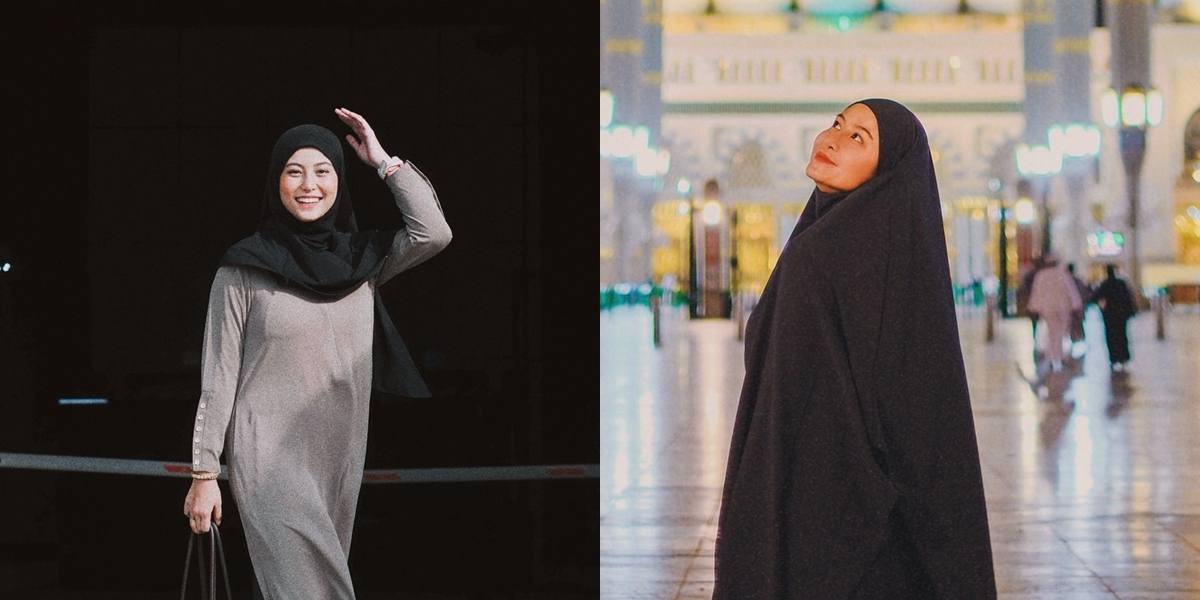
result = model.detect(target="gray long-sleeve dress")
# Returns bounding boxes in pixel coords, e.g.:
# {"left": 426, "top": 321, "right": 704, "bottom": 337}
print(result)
{"left": 189, "top": 162, "right": 451, "bottom": 599}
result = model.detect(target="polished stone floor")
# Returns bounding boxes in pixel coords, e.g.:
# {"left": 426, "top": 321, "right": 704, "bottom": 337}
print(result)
{"left": 600, "top": 302, "right": 1200, "bottom": 599}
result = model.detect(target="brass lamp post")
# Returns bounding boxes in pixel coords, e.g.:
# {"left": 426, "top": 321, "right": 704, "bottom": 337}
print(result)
{"left": 1100, "top": 86, "right": 1163, "bottom": 291}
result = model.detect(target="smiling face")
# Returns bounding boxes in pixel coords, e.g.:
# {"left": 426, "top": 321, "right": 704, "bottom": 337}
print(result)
{"left": 805, "top": 103, "right": 881, "bottom": 194}
{"left": 278, "top": 147, "right": 339, "bottom": 222}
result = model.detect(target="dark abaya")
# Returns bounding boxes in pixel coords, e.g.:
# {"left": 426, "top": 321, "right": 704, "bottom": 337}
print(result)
{"left": 713, "top": 99, "right": 996, "bottom": 599}
{"left": 1091, "top": 271, "right": 1137, "bottom": 365}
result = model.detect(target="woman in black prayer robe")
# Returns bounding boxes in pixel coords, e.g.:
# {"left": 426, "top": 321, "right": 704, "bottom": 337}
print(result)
{"left": 1090, "top": 263, "right": 1137, "bottom": 370}
{"left": 713, "top": 99, "right": 996, "bottom": 599}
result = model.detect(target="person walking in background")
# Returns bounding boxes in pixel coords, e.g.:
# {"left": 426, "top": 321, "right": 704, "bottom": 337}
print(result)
{"left": 1021, "top": 256, "right": 1047, "bottom": 348}
{"left": 714, "top": 99, "right": 996, "bottom": 599}
{"left": 1091, "top": 263, "right": 1138, "bottom": 371}
{"left": 1066, "top": 263, "right": 1091, "bottom": 354}
{"left": 1026, "top": 253, "right": 1082, "bottom": 372}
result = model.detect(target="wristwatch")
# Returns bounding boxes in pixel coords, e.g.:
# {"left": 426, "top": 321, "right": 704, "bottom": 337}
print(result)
{"left": 377, "top": 156, "right": 403, "bottom": 179}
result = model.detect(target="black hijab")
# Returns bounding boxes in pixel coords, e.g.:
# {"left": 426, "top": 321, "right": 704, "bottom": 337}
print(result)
{"left": 222, "top": 124, "right": 430, "bottom": 398}
{"left": 714, "top": 99, "right": 995, "bottom": 598}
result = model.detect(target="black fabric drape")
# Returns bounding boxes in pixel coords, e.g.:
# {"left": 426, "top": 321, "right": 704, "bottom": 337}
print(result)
{"left": 221, "top": 124, "right": 429, "bottom": 397}
{"left": 1092, "top": 275, "right": 1136, "bottom": 365}
{"left": 714, "top": 99, "right": 995, "bottom": 599}
{"left": 1092, "top": 276, "right": 1136, "bottom": 322}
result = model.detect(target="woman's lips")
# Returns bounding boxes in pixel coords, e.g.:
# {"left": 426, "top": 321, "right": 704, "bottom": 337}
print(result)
{"left": 814, "top": 151, "right": 834, "bottom": 165}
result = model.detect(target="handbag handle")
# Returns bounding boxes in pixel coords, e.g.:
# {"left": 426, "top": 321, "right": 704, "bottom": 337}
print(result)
{"left": 180, "top": 523, "right": 234, "bottom": 600}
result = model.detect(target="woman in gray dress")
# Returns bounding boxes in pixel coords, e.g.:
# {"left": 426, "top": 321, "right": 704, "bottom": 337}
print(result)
{"left": 182, "top": 107, "right": 451, "bottom": 598}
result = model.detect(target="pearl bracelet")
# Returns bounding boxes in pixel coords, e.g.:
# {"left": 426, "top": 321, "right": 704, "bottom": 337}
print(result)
{"left": 191, "top": 472, "right": 218, "bottom": 480}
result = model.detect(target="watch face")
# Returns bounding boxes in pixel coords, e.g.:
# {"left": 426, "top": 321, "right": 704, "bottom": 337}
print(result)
{"left": 379, "top": 157, "right": 400, "bottom": 178}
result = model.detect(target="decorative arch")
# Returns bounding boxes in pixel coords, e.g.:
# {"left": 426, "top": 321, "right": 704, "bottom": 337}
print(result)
{"left": 1174, "top": 107, "right": 1200, "bottom": 265}
{"left": 1183, "top": 107, "right": 1200, "bottom": 184}
{"left": 729, "top": 140, "right": 772, "bottom": 190}
{"left": 712, "top": 127, "right": 791, "bottom": 194}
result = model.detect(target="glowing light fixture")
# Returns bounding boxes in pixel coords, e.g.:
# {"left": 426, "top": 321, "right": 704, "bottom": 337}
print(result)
{"left": 1069, "top": 124, "right": 1101, "bottom": 157}
{"left": 610, "top": 126, "right": 635, "bottom": 158}
{"left": 599, "top": 91, "right": 669, "bottom": 180}
{"left": 1014, "top": 144, "right": 1032, "bottom": 175}
{"left": 1101, "top": 89, "right": 1119, "bottom": 128}
{"left": 1147, "top": 89, "right": 1164, "bottom": 127}
{"left": 1014, "top": 199, "right": 1036, "bottom": 225}
{"left": 677, "top": 178, "right": 692, "bottom": 195}
{"left": 1049, "top": 124, "right": 1101, "bottom": 158}
{"left": 1121, "top": 90, "right": 1146, "bottom": 127}
{"left": 702, "top": 201, "right": 722, "bottom": 226}
{"left": 1105, "top": 87, "right": 1163, "bottom": 129}
{"left": 1015, "top": 144, "right": 1061, "bottom": 177}
{"left": 635, "top": 147, "right": 671, "bottom": 177}
{"left": 1086, "top": 230, "right": 1125, "bottom": 258}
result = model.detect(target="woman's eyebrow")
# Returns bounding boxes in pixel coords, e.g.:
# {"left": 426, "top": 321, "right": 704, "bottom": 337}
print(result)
{"left": 284, "top": 161, "right": 334, "bottom": 168}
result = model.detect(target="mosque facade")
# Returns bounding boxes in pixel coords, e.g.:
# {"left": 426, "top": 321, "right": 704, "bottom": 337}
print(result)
{"left": 602, "top": 0, "right": 1200, "bottom": 308}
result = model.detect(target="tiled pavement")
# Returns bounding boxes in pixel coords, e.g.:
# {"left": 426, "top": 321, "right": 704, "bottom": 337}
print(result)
{"left": 601, "top": 302, "right": 1200, "bottom": 599}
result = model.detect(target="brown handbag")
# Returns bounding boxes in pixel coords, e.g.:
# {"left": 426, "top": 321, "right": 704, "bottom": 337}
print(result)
{"left": 179, "top": 523, "right": 233, "bottom": 600}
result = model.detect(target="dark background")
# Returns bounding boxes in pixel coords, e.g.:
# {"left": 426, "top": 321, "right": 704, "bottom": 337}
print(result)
{"left": 0, "top": 0, "right": 593, "bottom": 596}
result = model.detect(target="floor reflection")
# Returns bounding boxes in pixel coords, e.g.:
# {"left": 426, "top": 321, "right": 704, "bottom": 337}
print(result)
{"left": 602, "top": 303, "right": 1200, "bottom": 599}
{"left": 1106, "top": 371, "right": 1134, "bottom": 418}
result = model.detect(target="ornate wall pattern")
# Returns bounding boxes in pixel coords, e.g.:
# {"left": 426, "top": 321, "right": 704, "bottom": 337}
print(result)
{"left": 653, "top": 19, "right": 1200, "bottom": 287}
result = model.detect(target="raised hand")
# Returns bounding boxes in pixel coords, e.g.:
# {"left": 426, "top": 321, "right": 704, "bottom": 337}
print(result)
{"left": 335, "top": 107, "right": 391, "bottom": 168}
